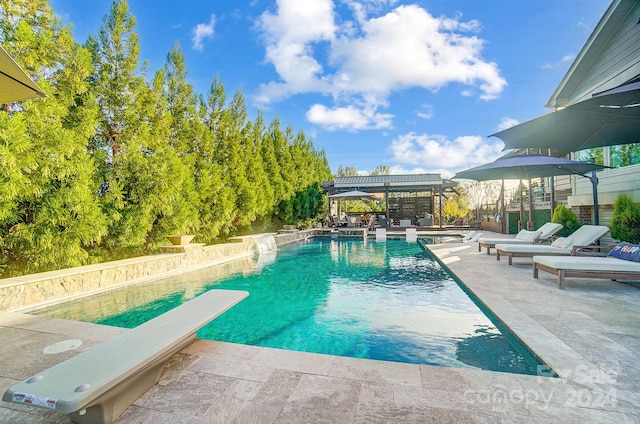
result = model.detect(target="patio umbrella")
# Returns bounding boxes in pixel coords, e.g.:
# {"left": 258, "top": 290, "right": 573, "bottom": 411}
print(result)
{"left": 329, "top": 190, "right": 376, "bottom": 216}
{"left": 453, "top": 155, "right": 607, "bottom": 181}
{"left": 0, "top": 45, "right": 47, "bottom": 102}
{"left": 454, "top": 155, "right": 608, "bottom": 225}
{"left": 491, "top": 82, "right": 640, "bottom": 151}
{"left": 328, "top": 190, "right": 377, "bottom": 201}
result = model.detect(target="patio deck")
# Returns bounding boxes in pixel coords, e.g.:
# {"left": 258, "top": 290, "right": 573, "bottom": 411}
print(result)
{"left": 1, "top": 233, "right": 639, "bottom": 423}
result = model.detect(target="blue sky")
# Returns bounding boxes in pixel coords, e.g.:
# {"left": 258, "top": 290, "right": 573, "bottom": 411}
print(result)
{"left": 50, "top": 0, "right": 611, "bottom": 177}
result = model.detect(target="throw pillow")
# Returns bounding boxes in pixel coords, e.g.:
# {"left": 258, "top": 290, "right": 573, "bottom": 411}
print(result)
{"left": 551, "top": 237, "right": 573, "bottom": 249}
{"left": 607, "top": 242, "right": 640, "bottom": 262}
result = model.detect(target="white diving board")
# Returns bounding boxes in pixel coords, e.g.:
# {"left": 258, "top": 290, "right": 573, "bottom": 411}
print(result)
{"left": 3, "top": 289, "right": 249, "bottom": 424}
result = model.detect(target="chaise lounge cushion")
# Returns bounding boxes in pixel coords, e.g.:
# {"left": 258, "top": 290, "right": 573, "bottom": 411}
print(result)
{"left": 477, "top": 229, "right": 541, "bottom": 247}
{"left": 477, "top": 223, "right": 563, "bottom": 251}
{"left": 533, "top": 255, "right": 640, "bottom": 273}
{"left": 607, "top": 242, "right": 640, "bottom": 262}
{"left": 497, "top": 225, "right": 610, "bottom": 256}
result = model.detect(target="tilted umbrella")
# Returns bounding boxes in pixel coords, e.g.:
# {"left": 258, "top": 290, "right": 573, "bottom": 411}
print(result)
{"left": 454, "top": 155, "right": 609, "bottom": 225}
{"left": 491, "top": 82, "right": 640, "bottom": 151}
{"left": 0, "top": 45, "right": 47, "bottom": 102}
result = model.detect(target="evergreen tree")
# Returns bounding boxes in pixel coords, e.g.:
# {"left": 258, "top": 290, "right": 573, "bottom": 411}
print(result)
{"left": 244, "top": 111, "right": 273, "bottom": 221}
{"left": 224, "top": 88, "right": 255, "bottom": 228}
{"left": 0, "top": 0, "right": 106, "bottom": 274}
{"left": 610, "top": 194, "right": 640, "bottom": 243}
{"left": 196, "top": 77, "right": 235, "bottom": 241}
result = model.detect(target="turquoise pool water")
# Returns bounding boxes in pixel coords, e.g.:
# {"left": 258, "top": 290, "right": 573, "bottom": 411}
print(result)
{"left": 34, "top": 238, "right": 542, "bottom": 375}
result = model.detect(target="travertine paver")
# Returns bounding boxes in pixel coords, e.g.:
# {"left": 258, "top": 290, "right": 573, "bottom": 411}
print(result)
{"left": 1, "top": 233, "right": 639, "bottom": 423}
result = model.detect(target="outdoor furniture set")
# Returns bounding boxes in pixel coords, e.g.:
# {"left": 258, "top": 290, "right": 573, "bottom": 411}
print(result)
{"left": 475, "top": 222, "right": 640, "bottom": 289}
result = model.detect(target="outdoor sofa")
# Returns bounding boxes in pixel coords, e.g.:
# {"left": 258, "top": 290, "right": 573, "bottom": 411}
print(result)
{"left": 477, "top": 222, "right": 563, "bottom": 255}
{"left": 533, "top": 242, "right": 640, "bottom": 289}
{"left": 495, "top": 225, "right": 610, "bottom": 265}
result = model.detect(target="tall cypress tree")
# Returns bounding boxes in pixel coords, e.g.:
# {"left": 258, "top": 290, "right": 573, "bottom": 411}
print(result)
{"left": 0, "top": 0, "right": 106, "bottom": 274}
{"left": 197, "top": 77, "right": 236, "bottom": 240}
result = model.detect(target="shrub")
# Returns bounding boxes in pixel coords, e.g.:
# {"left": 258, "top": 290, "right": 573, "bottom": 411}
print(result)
{"left": 551, "top": 205, "right": 582, "bottom": 237}
{"left": 610, "top": 194, "right": 640, "bottom": 243}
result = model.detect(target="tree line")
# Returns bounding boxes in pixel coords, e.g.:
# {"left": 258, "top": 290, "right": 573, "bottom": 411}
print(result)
{"left": 0, "top": 0, "right": 331, "bottom": 277}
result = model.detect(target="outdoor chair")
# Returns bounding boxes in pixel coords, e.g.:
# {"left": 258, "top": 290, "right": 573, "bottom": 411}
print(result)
{"left": 462, "top": 231, "right": 477, "bottom": 242}
{"left": 477, "top": 222, "right": 563, "bottom": 255}
{"left": 495, "top": 225, "right": 610, "bottom": 265}
{"left": 463, "top": 232, "right": 483, "bottom": 243}
{"left": 418, "top": 213, "right": 433, "bottom": 227}
{"left": 378, "top": 215, "right": 388, "bottom": 227}
{"left": 533, "top": 242, "right": 640, "bottom": 289}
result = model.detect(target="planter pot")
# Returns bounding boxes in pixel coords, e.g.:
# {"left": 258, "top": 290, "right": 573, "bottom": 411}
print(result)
{"left": 167, "top": 234, "right": 195, "bottom": 245}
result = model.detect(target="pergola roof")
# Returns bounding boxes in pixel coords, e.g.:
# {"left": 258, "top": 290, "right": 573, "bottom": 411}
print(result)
{"left": 323, "top": 174, "right": 456, "bottom": 194}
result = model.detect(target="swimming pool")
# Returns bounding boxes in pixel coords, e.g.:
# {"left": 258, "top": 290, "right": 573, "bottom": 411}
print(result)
{"left": 34, "top": 238, "right": 543, "bottom": 375}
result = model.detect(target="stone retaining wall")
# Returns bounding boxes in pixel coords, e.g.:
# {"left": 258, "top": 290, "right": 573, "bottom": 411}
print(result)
{"left": 0, "top": 230, "right": 318, "bottom": 312}
{"left": 0, "top": 239, "right": 255, "bottom": 311}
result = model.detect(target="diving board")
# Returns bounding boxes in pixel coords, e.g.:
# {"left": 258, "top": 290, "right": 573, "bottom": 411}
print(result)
{"left": 3, "top": 289, "right": 248, "bottom": 424}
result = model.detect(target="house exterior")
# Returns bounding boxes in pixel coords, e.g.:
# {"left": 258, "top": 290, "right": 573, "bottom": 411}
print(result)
{"left": 498, "top": 0, "right": 640, "bottom": 233}
{"left": 546, "top": 0, "right": 640, "bottom": 226}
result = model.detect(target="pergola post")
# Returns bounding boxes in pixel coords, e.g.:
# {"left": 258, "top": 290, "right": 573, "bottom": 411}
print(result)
{"left": 384, "top": 184, "right": 390, "bottom": 226}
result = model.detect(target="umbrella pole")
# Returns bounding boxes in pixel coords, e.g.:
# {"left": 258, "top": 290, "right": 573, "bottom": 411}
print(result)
{"left": 519, "top": 180, "right": 524, "bottom": 231}
{"left": 550, "top": 176, "right": 556, "bottom": 217}
{"left": 590, "top": 171, "right": 600, "bottom": 225}
{"left": 528, "top": 179, "right": 534, "bottom": 230}
{"left": 500, "top": 180, "right": 505, "bottom": 234}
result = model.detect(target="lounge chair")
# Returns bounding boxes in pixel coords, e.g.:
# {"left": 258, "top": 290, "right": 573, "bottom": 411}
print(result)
{"left": 462, "top": 231, "right": 477, "bottom": 242}
{"left": 477, "top": 222, "right": 563, "bottom": 255}
{"left": 495, "top": 225, "right": 610, "bottom": 265}
{"left": 533, "top": 242, "right": 640, "bottom": 289}
{"left": 464, "top": 232, "right": 483, "bottom": 243}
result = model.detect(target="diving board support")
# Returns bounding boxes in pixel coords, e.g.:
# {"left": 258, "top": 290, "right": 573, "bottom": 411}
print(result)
{"left": 3, "top": 289, "right": 249, "bottom": 424}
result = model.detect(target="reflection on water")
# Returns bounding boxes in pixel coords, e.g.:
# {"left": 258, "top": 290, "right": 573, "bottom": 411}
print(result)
{"left": 34, "top": 238, "right": 542, "bottom": 375}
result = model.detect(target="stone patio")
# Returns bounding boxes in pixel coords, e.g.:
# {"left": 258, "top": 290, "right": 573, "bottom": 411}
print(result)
{"left": 1, "top": 234, "right": 639, "bottom": 423}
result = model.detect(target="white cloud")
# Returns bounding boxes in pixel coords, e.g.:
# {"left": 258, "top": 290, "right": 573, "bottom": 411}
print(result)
{"left": 192, "top": 15, "right": 216, "bottom": 52}
{"left": 389, "top": 165, "right": 456, "bottom": 178}
{"left": 342, "top": 0, "right": 399, "bottom": 23}
{"left": 416, "top": 104, "right": 433, "bottom": 120}
{"left": 389, "top": 132, "right": 504, "bottom": 170}
{"left": 256, "top": 0, "right": 335, "bottom": 95}
{"left": 255, "top": 2, "right": 506, "bottom": 131}
{"left": 331, "top": 5, "right": 505, "bottom": 98}
{"left": 497, "top": 117, "right": 519, "bottom": 131}
{"left": 306, "top": 103, "right": 393, "bottom": 131}
{"left": 542, "top": 53, "right": 576, "bottom": 70}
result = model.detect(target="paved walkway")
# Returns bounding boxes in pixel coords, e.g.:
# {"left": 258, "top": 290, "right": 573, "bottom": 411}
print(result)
{"left": 1, "top": 235, "right": 639, "bottom": 423}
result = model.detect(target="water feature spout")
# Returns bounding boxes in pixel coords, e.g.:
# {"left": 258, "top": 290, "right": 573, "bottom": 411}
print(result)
{"left": 253, "top": 234, "right": 277, "bottom": 254}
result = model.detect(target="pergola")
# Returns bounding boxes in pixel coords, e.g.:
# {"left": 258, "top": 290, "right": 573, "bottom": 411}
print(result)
{"left": 322, "top": 174, "right": 457, "bottom": 227}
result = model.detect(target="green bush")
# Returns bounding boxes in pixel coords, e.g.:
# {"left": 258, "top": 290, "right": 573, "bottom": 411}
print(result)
{"left": 610, "top": 194, "right": 640, "bottom": 243}
{"left": 551, "top": 205, "right": 582, "bottom": 237}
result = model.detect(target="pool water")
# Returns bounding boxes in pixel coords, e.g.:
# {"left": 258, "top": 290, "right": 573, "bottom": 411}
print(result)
{"left": 34, "top": 238, "right": 543, "bottom": 375}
